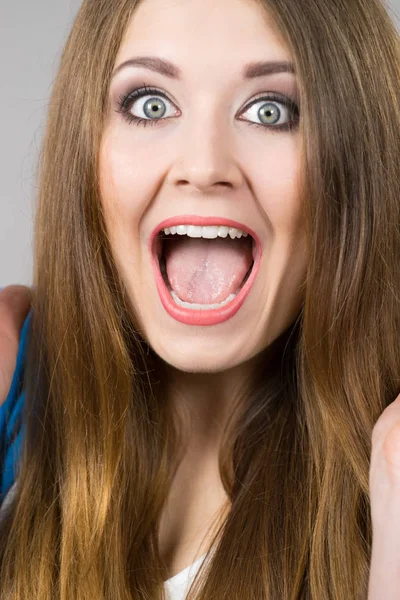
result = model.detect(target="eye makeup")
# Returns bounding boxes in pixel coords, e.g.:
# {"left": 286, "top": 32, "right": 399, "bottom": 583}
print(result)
{"left": 113, "top": 83, "right": 300, "bottom": 132}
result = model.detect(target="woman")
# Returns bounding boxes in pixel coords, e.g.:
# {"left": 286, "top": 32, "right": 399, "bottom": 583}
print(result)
{"left": 0, "top": 0, "right": 399, "bottom": 597}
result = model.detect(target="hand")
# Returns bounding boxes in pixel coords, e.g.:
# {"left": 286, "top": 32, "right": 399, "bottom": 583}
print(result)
{"left": 368, "top": 393, "right": 400, "bottom": 600}
{"left": 0, "top": 285, "right": 31, "bottom": 406}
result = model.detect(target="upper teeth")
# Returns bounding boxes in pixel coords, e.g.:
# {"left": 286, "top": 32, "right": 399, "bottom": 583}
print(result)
{"left": 161, "top": 225, "right": 249, "bottom": 239}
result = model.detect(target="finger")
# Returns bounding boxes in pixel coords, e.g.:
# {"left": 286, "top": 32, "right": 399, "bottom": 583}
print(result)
{"left": 0, "top": 285, "right": 32, "bottom": 406}
{"left": 372, "top": 393, "right": 400, "bottom": 448}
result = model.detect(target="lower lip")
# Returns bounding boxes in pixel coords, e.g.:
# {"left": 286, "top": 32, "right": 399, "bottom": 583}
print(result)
{"left": 150, "top": 234, "right": 262, "bottom": 326}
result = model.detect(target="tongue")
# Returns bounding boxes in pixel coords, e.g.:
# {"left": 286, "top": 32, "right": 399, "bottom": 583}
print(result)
{"left": 164, "top": 236, "right": 253, "bottom": 304}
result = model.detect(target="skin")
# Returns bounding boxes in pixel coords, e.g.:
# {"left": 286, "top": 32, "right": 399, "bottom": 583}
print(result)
{"left": 368, "top": 397, "right": 400, "bottom": 600}
{"left": 0, "top": 285, "right": 31, "bottom": 406}
{"left": 2, "top": 0, "right": 399, "bottom": 590}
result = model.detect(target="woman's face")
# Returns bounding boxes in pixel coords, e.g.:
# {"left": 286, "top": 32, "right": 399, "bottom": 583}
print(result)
{"left": 99, "top": 0, "right": 307, "bottom": 373}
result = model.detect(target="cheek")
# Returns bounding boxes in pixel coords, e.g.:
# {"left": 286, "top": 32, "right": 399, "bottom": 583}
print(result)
{"left": 255, "top": 137, "right": 302, "bottom": 233}
{"left": 98, "top": 132, "right": 158, "bottom": 219}
{"left": 98, "top": 138, "right": 144, "bottom": 269}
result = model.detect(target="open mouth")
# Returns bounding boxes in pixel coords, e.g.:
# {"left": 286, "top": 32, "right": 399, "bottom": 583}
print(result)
{"left": 150, "top": 222, "right": 262, "bottom": 325}
{"left": 156, "top": 232, "right": 256, "bottom": 306}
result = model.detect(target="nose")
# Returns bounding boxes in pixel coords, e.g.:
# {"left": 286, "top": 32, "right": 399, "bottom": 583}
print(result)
{"left": 166, "top": 115, "right": 245, "bottom": 195}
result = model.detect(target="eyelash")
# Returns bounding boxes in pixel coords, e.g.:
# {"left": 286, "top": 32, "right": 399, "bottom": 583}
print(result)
{"left": 115, "top": 84, "right": 300, "bottom": 132}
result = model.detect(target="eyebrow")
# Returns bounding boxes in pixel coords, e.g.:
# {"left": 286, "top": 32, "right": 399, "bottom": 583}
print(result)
{"left": 112, "top": 56, "right": 296, "bottom": 80}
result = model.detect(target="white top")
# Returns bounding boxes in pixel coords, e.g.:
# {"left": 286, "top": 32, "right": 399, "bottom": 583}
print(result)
{"left": 0, "top": 481, "right": 207, "bottom": 599}
{"left": 164, "top": 553, "right": 207, "bottom": 599}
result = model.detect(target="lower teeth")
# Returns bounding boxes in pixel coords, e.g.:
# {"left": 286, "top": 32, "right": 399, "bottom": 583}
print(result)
{"left": 170, "top": 289, "right": 238, "bottom": 310}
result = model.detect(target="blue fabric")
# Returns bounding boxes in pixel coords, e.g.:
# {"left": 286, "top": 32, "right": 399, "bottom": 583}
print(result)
{"left": 0, "top": 293, "right": 31, "bottom": 503}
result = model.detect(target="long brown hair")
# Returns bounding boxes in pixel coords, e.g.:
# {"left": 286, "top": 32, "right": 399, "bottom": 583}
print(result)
{"left": 0, "top": 0, "right": 399, "bottom": 597}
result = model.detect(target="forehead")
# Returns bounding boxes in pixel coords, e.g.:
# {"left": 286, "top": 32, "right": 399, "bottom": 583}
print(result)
{"left": 115, "top": 0, "right": 292, "bottom": 76}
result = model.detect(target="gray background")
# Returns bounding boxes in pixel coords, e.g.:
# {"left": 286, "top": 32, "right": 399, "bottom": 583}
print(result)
{"left": 1, "top": 1, "right": 399, "bottom": 287}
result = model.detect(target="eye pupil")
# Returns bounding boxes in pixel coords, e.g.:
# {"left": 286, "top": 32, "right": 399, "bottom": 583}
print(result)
{"left": 260, "top": 103, "right": 280, "bottom": 124}
{"left": 144, "top": 98, "right": 166, "bottom": 119}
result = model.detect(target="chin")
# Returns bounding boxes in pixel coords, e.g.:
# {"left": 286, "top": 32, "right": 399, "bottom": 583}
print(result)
{"left": 155, "top": 342, "right": 246, "bottom": 374}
